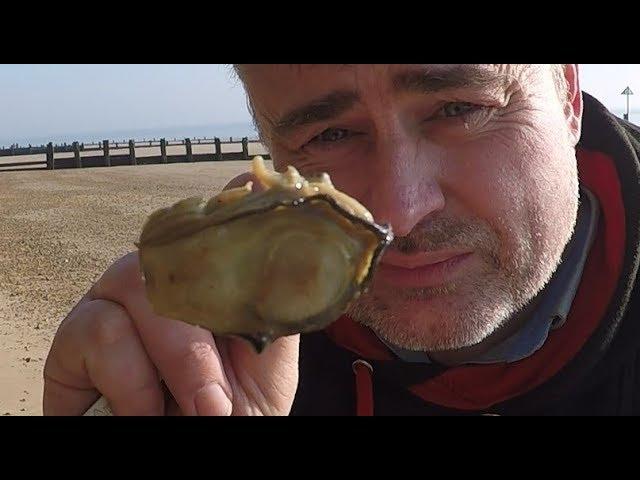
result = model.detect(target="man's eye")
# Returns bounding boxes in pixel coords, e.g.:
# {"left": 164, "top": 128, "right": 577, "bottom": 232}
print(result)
{"left": 438, "top": 102, "right": 477, "bottom": 118}
{"left": 310, "top": 128, "right": 352, "bottom": 143}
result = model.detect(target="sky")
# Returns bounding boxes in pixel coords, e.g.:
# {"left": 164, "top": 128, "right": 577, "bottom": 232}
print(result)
{"left": 579, "top": 64, "right": 638, "bottom": 113}
{"left": 0, "top": 64, "right": 251, "bottom": 145}
{"left": 0, "top": 64, "right": 638, "bottom": 146}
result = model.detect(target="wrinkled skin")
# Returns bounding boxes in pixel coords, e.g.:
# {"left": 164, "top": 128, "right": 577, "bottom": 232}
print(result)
{"left": 238, "top": 64, "right": 583, "bottom": 363}
{"left": 44, "top": 64, "right": 583, "bottom": 415}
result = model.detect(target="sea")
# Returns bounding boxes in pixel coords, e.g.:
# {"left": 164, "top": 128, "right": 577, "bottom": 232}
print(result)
{"left": 0, "top": 122, "right": 260, "bottom": 149}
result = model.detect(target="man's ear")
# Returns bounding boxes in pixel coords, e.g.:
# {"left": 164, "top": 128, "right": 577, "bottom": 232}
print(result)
{"left": 562, "top": 64, "right": 583, "bottom": 146}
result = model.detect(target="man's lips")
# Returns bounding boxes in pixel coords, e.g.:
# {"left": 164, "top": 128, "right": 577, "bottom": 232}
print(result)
{"left": 377, "top": 249, "right": 474, "bottom": 288}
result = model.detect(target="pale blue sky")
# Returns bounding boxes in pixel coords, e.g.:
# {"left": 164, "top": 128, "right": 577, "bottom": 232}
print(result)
{"left": 0, "top": 64, "right": 638, "bottom": 146}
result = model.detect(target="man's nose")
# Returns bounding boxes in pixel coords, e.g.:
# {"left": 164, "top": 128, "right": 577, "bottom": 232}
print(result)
{"left": 362, "top": 133, "right": 445, "bottom": 238}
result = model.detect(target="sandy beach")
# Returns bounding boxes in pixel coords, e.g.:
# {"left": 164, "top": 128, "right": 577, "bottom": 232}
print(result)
{"left": 0, "top": 161, "right": 258, "bottom": 415}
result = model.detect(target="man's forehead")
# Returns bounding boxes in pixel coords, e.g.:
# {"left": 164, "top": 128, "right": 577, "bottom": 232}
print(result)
{"left": 241, "top": 64, "right": 531, "bottom": 78}
{"left": 239, "top": 64, "right": 542, "bottom": 98}
{"left": 238, "top": 64, "right": 550, "bottom": 138}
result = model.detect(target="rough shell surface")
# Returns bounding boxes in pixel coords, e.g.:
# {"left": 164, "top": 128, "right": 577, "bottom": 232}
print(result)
{"left": 138, "top": 157, "right": 393, "bottom": 351}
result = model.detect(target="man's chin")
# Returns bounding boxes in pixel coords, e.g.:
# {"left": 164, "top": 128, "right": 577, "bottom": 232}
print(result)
{"left": 369, "top": 282, "right": 461, "bottom": 305}
{"left": 349, "top": 296, "right": 458, "bottom": 347}
{"left": 348, "top": 287, "right": 508, "bottom": 351}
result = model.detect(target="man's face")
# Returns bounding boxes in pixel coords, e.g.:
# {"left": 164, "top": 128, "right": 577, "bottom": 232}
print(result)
{"left": 239, "top": 64, "right": 582, "bottom": 352}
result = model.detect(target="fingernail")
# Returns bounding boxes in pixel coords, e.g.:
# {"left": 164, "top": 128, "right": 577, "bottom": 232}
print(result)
{"left": 194, "top": 384, "right": 232, "bottom": 416}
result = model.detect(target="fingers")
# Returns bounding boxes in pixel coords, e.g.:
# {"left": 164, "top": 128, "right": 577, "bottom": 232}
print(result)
{"left": 45, "top": 161, "right": 290, "bottom": 417}
{"left": 224, "top": 172, "right": 266, "bottom": 193}
{"left": 218, "top": 335, "right": 299, "bottom": 416}
{"left": 138, "top": 315, "right": 233, "bottom": 417}
{"left": 43, "top": 299, "right": 164, "bottom": 416}
{"left": 92, "top": 252, "right": 234, "bottom": 416}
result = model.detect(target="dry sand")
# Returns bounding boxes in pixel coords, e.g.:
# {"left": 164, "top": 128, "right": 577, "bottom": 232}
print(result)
{"left": 0, "top": 161, "right": 257, "bottom": 415}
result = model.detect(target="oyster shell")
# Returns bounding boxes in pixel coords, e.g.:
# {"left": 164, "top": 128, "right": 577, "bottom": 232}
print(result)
{"left": 137, "top": 156, "right": 393, "bottom": 351}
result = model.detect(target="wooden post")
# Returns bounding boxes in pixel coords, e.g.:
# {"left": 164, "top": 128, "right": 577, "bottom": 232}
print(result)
{"left": 103, "top": 140, "right": 110, "bottom": 167}
{"left": 185, "top": 138, "right": 193, "bottom": 162}
{"left": 46, "top": 142, "right": 54, "bottom": 170}
{"left": 129, "top": 140, "right": 137, "bottom": 165}
{"left": 160, "top": 138, "right": 167, "bottom": 163}
{"left": 241, "top": 137, "right": 249, "bottom": 159}
{"left": 73, "top": 142, "right": 82, "bottom": 168}
{"left": 214, "top": 137, "right": 222, "bottom": 161}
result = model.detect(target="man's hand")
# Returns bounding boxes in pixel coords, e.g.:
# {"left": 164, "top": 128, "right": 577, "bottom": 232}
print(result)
{"left": 43, "top": 173, "right": 299, "bottom": 416}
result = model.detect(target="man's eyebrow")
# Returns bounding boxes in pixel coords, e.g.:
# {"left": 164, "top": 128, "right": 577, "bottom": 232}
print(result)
{"left": 393, "top": 65, "right": 509, "bottom": 94}
{"left": 273, "top": 90, "right": 359, "bottom": 137}
{"left": 271, "top": 66, "right": 508, "bottom": 138}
